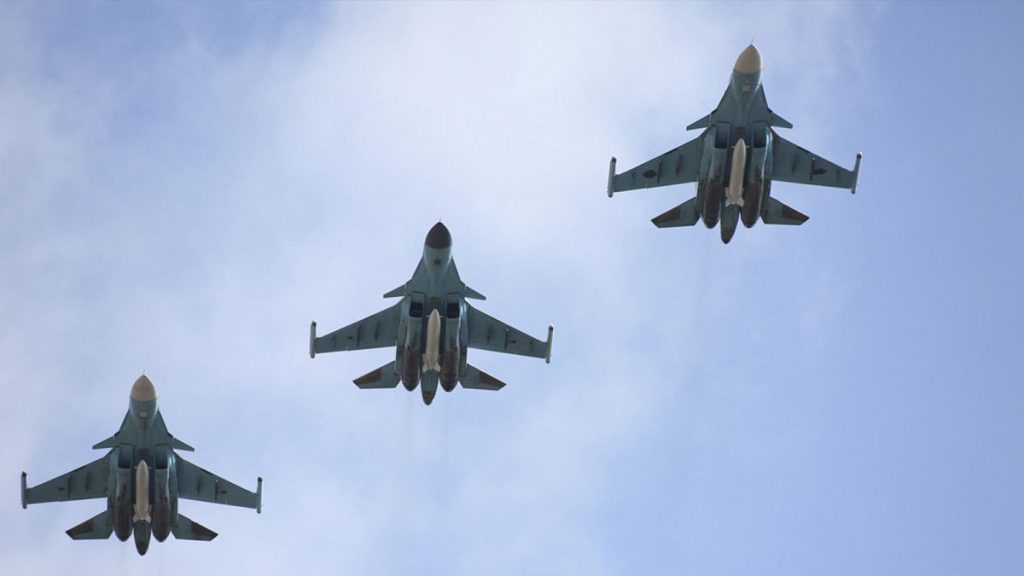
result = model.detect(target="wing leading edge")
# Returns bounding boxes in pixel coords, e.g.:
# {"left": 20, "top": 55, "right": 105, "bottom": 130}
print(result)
{"left": 22, "top": 456, "right": 109, "bottom": 508}
{"left": 176, "top": 456, "right": 262, "bottom": 512}
{"left": 465, "top": 303, "right": 552, "bottom": 362}
{"left": 607, "top": 136, "right": 703, "bottom": 196}
{"left": 310, "top": 302, "right": 401, "bottom": 357}
{"left": 772, "top": 133, "right": 861, "bottom": 192}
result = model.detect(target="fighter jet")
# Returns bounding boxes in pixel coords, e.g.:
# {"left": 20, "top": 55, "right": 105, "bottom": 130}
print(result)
{"left": 310, "top": 222, "right": 553, "bottom": 405}
{"left": 21, "top": 375, "right": 262, "bottom": 555}
{"left": 607, "top": 44, "right": 862, "bottom": 243}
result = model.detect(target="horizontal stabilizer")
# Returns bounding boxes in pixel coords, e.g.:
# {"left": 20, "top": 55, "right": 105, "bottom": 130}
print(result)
{"left": 460, "top": 364, "right": 506, "bottom": 391}
{"left": 66, "top": 510, "right": 113, "bottom": 540}
{"left": 761, "top": 197, "right": 808, "bottom": 225}
{"left": 383, "top": 284, "right": 405, "bottom": 298}
{"left": 652, "top": 198, "right": 700, "bottom": 228}
{"left": 172, "top": 514, "right": 217, "bottom": 541}
{"left": 353, "top": 361, "right": 401, "bottom": 389}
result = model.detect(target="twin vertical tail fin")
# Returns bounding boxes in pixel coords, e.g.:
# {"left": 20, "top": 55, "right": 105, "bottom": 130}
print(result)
{"left": 66, "top": 510, "right": 114, "bottom": 540}
{"left": 761, "top": 197, "right": 809, "bottom": 225}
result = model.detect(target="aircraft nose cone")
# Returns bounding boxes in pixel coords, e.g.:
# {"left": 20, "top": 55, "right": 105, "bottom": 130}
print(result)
{"left": 425, "top": 222, "right": 452, "bottom": 249}
{"left": 734, "top": 44, "right": 762, "bottom": 74}
{"left": 130, "top": 375, "right": 157, "bottom": 402}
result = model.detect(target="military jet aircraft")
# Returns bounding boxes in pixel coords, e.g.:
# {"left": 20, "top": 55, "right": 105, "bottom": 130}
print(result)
{"left": 310, "top": 222, "right": 553, "bottom": 405}
{"left": 21, "top": 375, "right": 262, "bottom": 555}
{"left": 607, "top": 44, "right": 862, "bottom": 243}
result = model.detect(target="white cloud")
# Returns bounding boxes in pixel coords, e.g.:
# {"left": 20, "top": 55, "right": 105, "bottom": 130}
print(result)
{"left": 0, "top": 3, "right": 882, "bottom": 574}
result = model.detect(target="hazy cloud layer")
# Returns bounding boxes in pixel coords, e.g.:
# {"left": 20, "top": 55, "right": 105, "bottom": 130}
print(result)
{"left": 3, "top": 3, "right": 1022, "bottom": 575}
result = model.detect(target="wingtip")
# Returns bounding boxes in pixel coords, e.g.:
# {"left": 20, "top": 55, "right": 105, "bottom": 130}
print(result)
{"left": 607, "top": 157, "right": 617, "bottom": 197}
{"left": 309, "top": 322, "right": 317, "bottom": 358}
{"left": 545, "top": 325, "right": 554, "bottom": 364}
{"left": 256, "top": 477, "right": 263, "bottom": 514}
{"left": 21, "top": 471, "right": 27, "bottom": 509}
{"left": 851, "top": 152, "right": 863, "bottom": 194}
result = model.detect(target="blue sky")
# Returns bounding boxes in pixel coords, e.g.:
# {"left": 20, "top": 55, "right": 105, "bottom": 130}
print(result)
{"left": 1, "top": 2, "right": 1022, "bottom": 575}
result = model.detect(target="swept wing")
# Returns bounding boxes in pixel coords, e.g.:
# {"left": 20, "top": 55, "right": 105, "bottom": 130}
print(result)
{"left": 609, "top": 137, "right": 703, "bottom": 194}
{"left": 466, "top": 303, "right": 552, "bottom": 361}
{"left": 176, "top": 456, "right": 262, "bottom": 511}
{"left": 772, "top": 133, "right": 859, "bottom": 190}
{"left": 22, "top": 456, "right": 109, "bottom": 506}
{"left": 312, "top": 303, "right": 401, "bottom": 354}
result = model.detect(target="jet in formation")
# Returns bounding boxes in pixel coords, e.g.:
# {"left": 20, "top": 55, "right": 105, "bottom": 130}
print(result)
{"left": 21, "top": 375, "right": 262, "bottom": 555}
{"left": 310, "top": 222, "right": 553, "bottom": 405}
{"left": 607, "top": 44, "right": 862, "bottom": 243}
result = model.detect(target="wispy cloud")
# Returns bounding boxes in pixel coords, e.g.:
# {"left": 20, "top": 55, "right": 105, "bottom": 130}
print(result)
{"left": 1, "top": 3, "right": 884, "bottom": 574}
